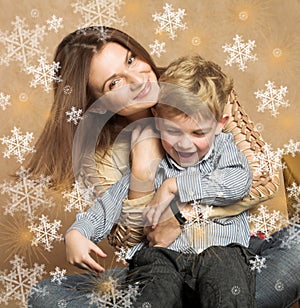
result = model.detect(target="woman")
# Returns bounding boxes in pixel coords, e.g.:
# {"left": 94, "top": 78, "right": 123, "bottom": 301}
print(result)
{"left": 27, "top": 26, "right": 299, "bottom": 307}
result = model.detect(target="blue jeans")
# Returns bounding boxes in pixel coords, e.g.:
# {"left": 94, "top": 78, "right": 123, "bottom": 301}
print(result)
{"left": 28, "top": 225, "right": 300, "bottom": 308}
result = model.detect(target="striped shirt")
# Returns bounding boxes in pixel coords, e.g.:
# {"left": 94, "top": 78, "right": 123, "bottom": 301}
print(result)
{"left": 69, "top": 132, "right": 252, "bottom": 259}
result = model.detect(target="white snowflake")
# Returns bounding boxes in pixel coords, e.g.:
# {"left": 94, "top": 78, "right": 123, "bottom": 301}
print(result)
{"left": 287, "top": 182, "right": 300, "bottom": 202}
{"left": 254, "top": 81, "right": 289, "bottom": 117}
{"left": 0, "top": 255, "right": 46, "bottom": 307}
{"left": 50, "top": 267, "right": 67, "bottom": 285}
{"left": 71, "top": 0, "right": 126, "bottom": 28}
{"left": 65, "top": 106, "right": 83, "bottom": 125}
{"left": 0, "top": 167, "right": 53, "bottom": 220}
{"left": 152, "top": 3, "right": 187, "bottom": 40}
{"left": 249, "top": 204, "right": 284, "bottom": 239}
{"left": 58, "top": 299, "right": 68, "bottom": 308}
{"left": 26, "top": 56, "right": 62, "bottom": 93}
{"left": 252, "top": 143, "right": 284, "bottom": 179}
{"left": 149, "top": 40, "right": 166, "bottom": 58}
{"left": 283, "top": 139, "right": 300, "bottom": 157}
{"left": 250, "top": 255, "right": 267, "bottom": 273}
{"left": 222, "top": 34, "right": 257, "bottom": 71}
{"left": 75, "top": 25, "right": 111, "bottom": 42}
{"left": 1, "top": 126, "right": 35, "bottom": 163}
{"left": 114, "top": 246, "right": 128, "bottom": 265}
{"left": 184, "top": 200, "right": 213, "bottom": 226}
{"left": 0, "top": 91, "right": 11, "bottom": 110}
{"left": 0, "top": 16, "right": 47, "bottom": 67}
{"left": 46, "top": 15, "right": 64, "bottom": 33}
{"left": 87, "top": 281, "right": 140, "bottom": 307}
{"left": 63, "top": 181, "right": 94, "bottom": 212}
{"left": 280, "top": 224, "right": 300, "bottom": 249}
{"left": 29, "top": 214, "right": 63, "bottom": 251}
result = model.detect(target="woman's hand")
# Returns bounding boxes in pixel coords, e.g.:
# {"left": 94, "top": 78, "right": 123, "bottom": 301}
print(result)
{"left": 144, "top": 206, "right": 181, "bottom": 247}
{"left": 65, "top": 230, "right": 107, "bottom": 273}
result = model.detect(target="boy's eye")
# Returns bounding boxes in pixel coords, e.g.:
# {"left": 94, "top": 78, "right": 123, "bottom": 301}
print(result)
{"left": 166, "top": 129, "right": 181, "bottom": 135}
{"left": 193, "top": 131, "right": 206, "bottom": 137}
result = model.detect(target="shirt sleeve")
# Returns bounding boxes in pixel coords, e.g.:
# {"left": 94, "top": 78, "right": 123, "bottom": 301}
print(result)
{"left": 177, "top": 133, "right": 252, "bottom": 206}
{"left": 67, "top": 171, "right": 131, "bottom": 243}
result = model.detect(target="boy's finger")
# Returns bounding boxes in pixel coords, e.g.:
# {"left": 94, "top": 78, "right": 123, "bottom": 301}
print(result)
{"left": 90, "top": 243, "right": 107, "bottom": 258}
{"left": 85, "top": 256, "right": 105, "bottom": 273}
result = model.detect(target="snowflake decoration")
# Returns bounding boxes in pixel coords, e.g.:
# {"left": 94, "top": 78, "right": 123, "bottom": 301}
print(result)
{"left": 63, "top": 85, "right": 73, "bottom": 95}
{"left": 0, "top": 91, "right": 11, "bottom": 111}
{"left": 87, "top": 279, "right": 140, "bottom": 307}
{"left": 65, "top": 106, "right": 83, "bottom": 125}
{"left": 46, "top": 15, "right": 64, "bottom": 33}
{"left": 249, "top": 204, "right": 284, "bottom": 238}
{"left": 63, "top": 181, "right": 94, "bottom": 212}
{"left": 280, "top": 224, "right": 300, "bottom": 249}
{"left": 1, "top": 126, "right": 35, "bottom": 163}
{"left": 254, "top": 81, "right": 289, "bottom": 117}
{"left": 184, "top": 201, "right": 213, "bottom": 227}
{"left": 0, "top": 16, "right": 47, "bottom": 67}
{"left": 249, "top": 255, "right": 267, "bottom": 273}
{"left": 114, "top": 246, "right": 129, "bottom": 265}
{"left": 75, "top": 25, "right": 111, "bottom": 42}
{"left": 26, "top": 56, "right": 62, "bottom": 93}
{"left": 222, "top": 34, "right": 257, "bottom": 71}
{"left": 283, "top": 139, "right": 300, "bottom": 157}
{"left": 50, "top": 267, "right": 67, "bottom": 285}
{"left": 58, "top": 299, "right": 68, "bottom": 308}
{"left": 0, "top": 167, "right": 53, "bottom": 220}
{"left": 152, "top": 3, "right": 187, "bottom": 40}
{"left": 287, "top": 182, "right": 300, "bottom": 202}
{"left": 29, "top": 214, "right": 63, "bottom": 251}
{"left": 149, "top": 40, "right": 166, "bottom": 58}
{"left": 252, "top": 143, "right": 284, "bottom": 179}
{"left": 0, "top": 255, "right": 46, "bottom": 307}
{"left": 71, "top": 0, "right": 126, "bottom": 28}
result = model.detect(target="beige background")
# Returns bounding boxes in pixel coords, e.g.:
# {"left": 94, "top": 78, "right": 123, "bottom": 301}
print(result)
{"left": 0, "top": 1, "right": 299, "bottom": 306}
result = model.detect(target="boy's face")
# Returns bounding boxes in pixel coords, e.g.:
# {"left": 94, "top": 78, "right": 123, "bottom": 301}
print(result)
{"left": 155, "top": 113, "right": 226, "bottom": 167}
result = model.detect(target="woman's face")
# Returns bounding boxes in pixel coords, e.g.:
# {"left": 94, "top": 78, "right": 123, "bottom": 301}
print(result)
{"left": 88, "top": 42, "right": 159, "bottom": 119}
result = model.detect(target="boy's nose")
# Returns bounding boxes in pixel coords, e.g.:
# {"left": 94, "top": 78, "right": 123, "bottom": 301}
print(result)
{"left": 177, "top": 136, "right": 193, "bottom": 149}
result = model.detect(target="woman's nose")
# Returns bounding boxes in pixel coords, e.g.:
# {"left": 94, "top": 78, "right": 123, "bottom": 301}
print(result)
{"left": 125, "top": 70, "right": 144, "bottom": 85}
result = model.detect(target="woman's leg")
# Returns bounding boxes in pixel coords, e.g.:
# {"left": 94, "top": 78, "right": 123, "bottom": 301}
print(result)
{"left": 28, "top": 267, "right": 128, "bottom": 308}
{"left": 249, "top": 225, "right": 300, "bottom": 308}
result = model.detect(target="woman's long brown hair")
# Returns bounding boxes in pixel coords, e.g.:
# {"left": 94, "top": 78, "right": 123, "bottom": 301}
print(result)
{"left": 26, "top": 26, "right": 165, "bottom": 190}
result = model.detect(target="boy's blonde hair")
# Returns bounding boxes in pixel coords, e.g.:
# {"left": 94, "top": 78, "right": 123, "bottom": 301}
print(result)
{"left": 157, "top": 55, "right": 233, "bottom": 121}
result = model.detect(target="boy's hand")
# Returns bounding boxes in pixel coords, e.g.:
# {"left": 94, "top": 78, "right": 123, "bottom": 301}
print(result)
{"left": 65, "top": 230, "right": 107, "bottom": 273}
{"left": 143, "top": 178, "right": 178, "bottom": 228}
{"left": 144, "top": 206, "right": 181, "bottom": 247}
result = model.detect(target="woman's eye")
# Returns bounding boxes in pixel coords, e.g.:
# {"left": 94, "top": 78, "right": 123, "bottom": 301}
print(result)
{"left": 127, "top": 55, "right": 136, "bottom": 65}
{"left": 108, "top": 79, "right": 119, "bottom": 90}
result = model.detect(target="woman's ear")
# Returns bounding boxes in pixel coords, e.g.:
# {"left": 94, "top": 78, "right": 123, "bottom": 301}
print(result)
{"left": 151, "top": 107, "right": 161, "bottom": 131}
{"left": 151, "top": 107, "right": 158, "bottom": 117}
{"left": 215, "top": 114, "right": 229, "bottom": 134}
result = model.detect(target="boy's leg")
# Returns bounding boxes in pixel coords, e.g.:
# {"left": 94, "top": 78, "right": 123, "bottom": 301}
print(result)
{"left": 28, "top": 267, "right": 129, "bottom": 308}
{"left": 189, "top": 244, "right": 256, "bottom": 308}
{"left": 249, "top": 225, "right": 300, "bottom": 308}
{"left": 128, "top": 247, "right": 190, "bottom": 308}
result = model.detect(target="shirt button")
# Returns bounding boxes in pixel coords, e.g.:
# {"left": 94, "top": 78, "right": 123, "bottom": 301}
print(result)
{"left": 190, "top": 167, "right": 197, "bottom": 172}
{"left": 189, "top": 190, "right": 194, "bottom": 196}
{"left": 216, "top": 192, "right": 224, "bottom": 197}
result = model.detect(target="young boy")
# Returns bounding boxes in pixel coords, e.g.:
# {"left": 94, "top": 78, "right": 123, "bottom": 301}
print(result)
{"left": 66, "top": 55, "right": 256, "bottom": 307}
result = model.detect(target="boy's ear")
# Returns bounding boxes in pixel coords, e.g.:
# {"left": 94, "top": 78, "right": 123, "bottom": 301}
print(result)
{"left": 215, "top": 114, "right": 229, "bottom": 134}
